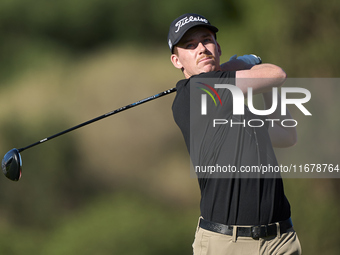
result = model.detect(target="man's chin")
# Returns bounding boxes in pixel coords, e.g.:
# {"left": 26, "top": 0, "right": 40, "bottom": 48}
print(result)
{"left": 200, "top": 65, "right": 220, "bottom": 73}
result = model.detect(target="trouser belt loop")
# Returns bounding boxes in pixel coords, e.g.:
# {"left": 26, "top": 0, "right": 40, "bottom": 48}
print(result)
{"left": 276, "top": 222, "right": 281, "bottom": 238}
{"left": 196, "top": 216, "right": 203, "bottom": 234}
{"left": 232, "top": 226, "right": 238, "bottom": 242}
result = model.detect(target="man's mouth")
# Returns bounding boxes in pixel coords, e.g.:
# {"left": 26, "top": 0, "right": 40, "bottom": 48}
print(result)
{"left": 197, "top": 55, "right": 215, "bottom": 64}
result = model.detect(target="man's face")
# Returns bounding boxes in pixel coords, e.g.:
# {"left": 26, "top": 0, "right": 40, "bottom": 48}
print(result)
{"left": 171, "top": 27, "right": 221, "bottom": 78}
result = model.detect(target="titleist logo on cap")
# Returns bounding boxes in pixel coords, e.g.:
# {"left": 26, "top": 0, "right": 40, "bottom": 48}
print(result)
{"left": 175, "top": 16, "right": 208, "bottom": 33}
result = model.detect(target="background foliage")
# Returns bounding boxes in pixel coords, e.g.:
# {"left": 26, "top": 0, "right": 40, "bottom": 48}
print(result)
{"left": 0, "top": 0, "right": 339, "bottom": 254}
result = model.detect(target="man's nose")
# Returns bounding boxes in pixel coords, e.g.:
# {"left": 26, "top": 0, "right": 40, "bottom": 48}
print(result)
{"left": 197, "top": 42, "right": 208, "bottom": 53}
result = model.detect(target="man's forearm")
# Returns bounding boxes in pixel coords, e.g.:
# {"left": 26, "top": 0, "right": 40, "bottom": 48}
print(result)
{"left": 235, "top": 64, "right": 287, "bottom": 95}
{"left": 221, "top": 54, "right": 287, "bottom": 96}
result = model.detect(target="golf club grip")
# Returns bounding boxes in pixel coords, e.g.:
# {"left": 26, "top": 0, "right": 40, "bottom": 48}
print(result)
{"left": 18, "top": 87, "right": 177, "bottom": 153}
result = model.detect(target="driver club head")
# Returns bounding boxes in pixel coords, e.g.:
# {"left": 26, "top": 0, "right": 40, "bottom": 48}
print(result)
{"left": 2, "top": 148, "right": 22, "bottom": 181}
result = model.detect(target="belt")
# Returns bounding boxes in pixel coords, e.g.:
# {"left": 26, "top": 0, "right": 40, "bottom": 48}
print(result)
{"left": 199, "top": 218, "right": 293, "bottom": 239}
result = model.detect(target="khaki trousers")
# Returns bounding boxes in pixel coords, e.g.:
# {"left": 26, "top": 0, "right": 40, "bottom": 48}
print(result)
{"left": 192, "top": 219, "right": 302, "bottom": 255}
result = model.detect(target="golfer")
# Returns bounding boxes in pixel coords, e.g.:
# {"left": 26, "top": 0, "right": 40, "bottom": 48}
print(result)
{"left": 168, "top": 13, "right": 301, "bottom": 255}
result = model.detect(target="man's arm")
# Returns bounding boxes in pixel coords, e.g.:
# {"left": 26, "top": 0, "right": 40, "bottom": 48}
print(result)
{"left": 235, "top": 64, "right": 287, "bottom": 95}
{"left": 237, "top": 63, "right": 297, "bottom": 147}
{"left": 221, "top": 55, "right": 286, "bottom": 95}
{"left": 221, "top": 55, "right": 296, "bottom": 147}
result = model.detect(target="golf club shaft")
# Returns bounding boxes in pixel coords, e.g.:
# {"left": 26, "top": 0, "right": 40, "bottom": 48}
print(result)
{"left": 18, "top": 88, "right": 177, "bottom": 153}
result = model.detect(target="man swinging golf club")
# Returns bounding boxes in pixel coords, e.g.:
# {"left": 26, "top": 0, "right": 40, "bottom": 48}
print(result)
{"left": 169, "top": 13, "right": 301, "bottom": 254}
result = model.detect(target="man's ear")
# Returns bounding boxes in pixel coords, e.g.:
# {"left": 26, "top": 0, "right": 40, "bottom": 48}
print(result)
{"left": 170, "top": 54, "right": 183, "bottom": 70}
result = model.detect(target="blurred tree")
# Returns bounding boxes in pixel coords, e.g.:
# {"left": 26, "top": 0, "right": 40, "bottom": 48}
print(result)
{"left": 0, "top": 0, "right": 241, "bottom": 81}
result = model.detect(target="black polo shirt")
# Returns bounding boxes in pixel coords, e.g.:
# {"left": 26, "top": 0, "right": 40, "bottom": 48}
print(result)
{"left": 172, "top": 71, "right": 290, "bottom": 225}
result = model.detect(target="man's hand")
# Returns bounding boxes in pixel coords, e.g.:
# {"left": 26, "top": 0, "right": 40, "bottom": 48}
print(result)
{"left": 232, "top": 54, "right": 262, "bottom": 65}
{"left": 220, "top": 54, "right": 262, "bottom": 72}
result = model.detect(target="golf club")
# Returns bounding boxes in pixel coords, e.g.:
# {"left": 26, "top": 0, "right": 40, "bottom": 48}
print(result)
{"left": 2, "top": 87, "right": 176, "bottom": 181}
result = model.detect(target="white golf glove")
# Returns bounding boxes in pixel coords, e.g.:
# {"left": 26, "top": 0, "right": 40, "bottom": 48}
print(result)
{"left": 229, "top": 54, "right": 262, "bottom": 65}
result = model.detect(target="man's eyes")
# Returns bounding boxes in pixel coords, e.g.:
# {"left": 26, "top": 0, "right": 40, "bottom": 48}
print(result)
{"left": 185, "top": 39, "right": 212, "bottom": 49}
{"left": 185, "top": 43, "right": 195, "bottom": 49}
